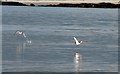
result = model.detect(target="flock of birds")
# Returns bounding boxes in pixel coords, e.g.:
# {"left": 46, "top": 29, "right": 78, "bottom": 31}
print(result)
{"left": 15, "top": 30, "right": 83, "bottom": 45}
{"left": 14, "top": 30, "right": 83, "bottom": 63}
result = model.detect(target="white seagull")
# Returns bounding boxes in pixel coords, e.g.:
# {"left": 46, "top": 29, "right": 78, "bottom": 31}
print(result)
{"left": 15, "top": 30, "right": 32, "bottom": 44}
{"left": 73, "top": 37, "right": 83, "bottom": 45}
{"left": 15, "top": 30, "right": 26, "bottom": 38}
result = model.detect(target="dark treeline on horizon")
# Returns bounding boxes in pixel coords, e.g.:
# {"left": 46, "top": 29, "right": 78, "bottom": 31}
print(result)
{"left": 45, "top": 3, "right": 120, "bottom": 8}
{"left": 1, "top": 2, "right": 28, "bottom": 6}
{"left": 1, "top": 1, "right": 120, "bottom": 8}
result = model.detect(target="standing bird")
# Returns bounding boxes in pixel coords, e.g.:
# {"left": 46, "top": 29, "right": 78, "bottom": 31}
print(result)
{"left": 73, "top": 37, "right": 83, "bottom": 45}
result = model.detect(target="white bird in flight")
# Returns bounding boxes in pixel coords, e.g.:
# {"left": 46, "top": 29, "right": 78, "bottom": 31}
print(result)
{"left": 73, "top": 37, "right": 83, "bottom": 45}
{"left": 15, "top": 30, "right": 32, "bottom": 44}
{"left": 15, "top": 30, "right": 26, "bottom": 38}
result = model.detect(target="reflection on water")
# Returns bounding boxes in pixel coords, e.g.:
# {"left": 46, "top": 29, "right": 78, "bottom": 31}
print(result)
{"left": 74, "top": 63, "right": 80, "bottom": 74}
{"left": 74, "top": 52, "right": 82, "bottom": 73}
{"left": 16, "top": 40, "right": 32, "bottom": 62}
{"left": 16, "top": 42, "right": 25, "bottom": 62}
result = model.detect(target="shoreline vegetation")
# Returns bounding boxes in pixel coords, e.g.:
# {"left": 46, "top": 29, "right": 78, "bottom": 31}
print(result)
{"left": 1, "top": 1, "right": 120, "bottom": 8}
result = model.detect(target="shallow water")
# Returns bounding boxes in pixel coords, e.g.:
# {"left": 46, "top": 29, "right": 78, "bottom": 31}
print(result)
{"left": 2, "top": 6, "right": 118, "bottom": 72}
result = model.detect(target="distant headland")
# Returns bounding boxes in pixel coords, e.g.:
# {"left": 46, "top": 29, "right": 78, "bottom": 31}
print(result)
{"left": 1, "top": 1, "right": 29, "bottom": 6}
{"left": 1, "top": 1, "right": 120, "bottom": 8}
{"left": 43, "top": 3, "right": 120, "bottom": 8}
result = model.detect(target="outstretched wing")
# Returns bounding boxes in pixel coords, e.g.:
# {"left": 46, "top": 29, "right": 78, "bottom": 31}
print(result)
{"left": 15, "top": 30, "right": 22, "bottom": 35}
{"left": 15, "top": 30, "right": 19, "bottom": 35}
{"left": 74, "top": 37, "right": 80, "bottom": 44}
{"left": 22, "top": 33, "right": 26, "bottom": 38}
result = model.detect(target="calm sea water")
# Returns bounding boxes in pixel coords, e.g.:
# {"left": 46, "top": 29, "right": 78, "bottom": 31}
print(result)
{"left": 2, "top": 6, "right": 118, "bottom": 72}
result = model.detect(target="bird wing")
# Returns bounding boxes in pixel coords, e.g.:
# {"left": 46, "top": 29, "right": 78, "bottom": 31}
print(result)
{"left": 15, "top": 30, "right": 19, "bottom": 34}
{"left": 74, "top": 37, "right": 79, "bottom": 44}
{"left": 80, "top": 41, "right": 83, "bottom": 44}
{"left": 23, "top": 33, "right": 26, "bottom": 38}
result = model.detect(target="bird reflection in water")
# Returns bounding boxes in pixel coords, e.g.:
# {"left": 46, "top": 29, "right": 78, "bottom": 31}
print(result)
{"left": 74, "top": 52, "right": 82, "bottom": 73}
{"left": 16, "top": 38, "right": 32, "bottom": 62}
{"left": 14, "top": 30, "right": 32, "bottom": 62}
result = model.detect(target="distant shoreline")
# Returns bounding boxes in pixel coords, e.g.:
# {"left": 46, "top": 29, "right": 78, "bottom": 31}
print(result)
{"left": 43, "top": 3, "right": 120, "bottom": 8}
{"left": 1, "top": 1, "right": 29, "bottom": 6}
{"left": 1, "top": 1, "right": 120, "bottom": 8}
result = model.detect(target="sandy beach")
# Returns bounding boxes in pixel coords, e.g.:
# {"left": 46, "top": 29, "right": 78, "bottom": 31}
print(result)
{"left": 12, "top": 1, "right": 119, "bottom": 5}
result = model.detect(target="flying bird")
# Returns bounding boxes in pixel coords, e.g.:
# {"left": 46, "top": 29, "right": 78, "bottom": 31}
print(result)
{"left": 73, "top": 37, "right": 83, "bottom": 45}
{"left": 15, "top": 30, "right": 26, "bottom": 38}
{"left": 14, "top": 30, "right": 32, "bottom": 44}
